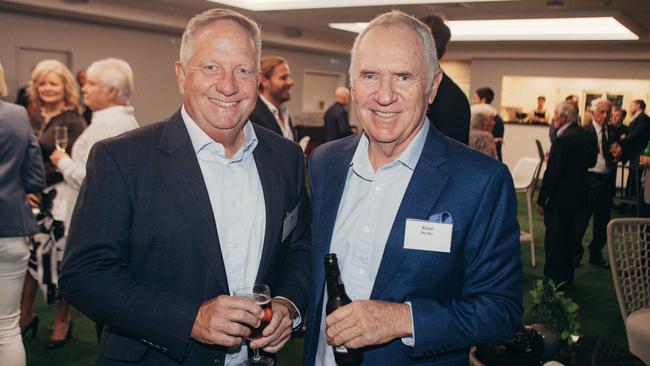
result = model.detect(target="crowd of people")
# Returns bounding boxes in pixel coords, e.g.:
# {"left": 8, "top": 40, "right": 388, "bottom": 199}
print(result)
{"left": 537, "top": 97, "right": 650, "bottom": 287}
{"left": 0, "top": 5, "right": 648, "bottom": 366}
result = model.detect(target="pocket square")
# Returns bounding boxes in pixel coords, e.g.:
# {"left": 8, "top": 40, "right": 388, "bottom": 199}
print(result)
{"left": 428, "top": 211, "right": 453, "bottom": 225}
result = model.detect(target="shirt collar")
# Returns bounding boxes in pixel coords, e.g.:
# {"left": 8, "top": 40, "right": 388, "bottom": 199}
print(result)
{"left": 591, "top": 120, "right": 603, "bottom": 133}
{"left": 556, "top": 122, "right": 573, "bottom": 137}
{"left": 260, "top": 94, "right": 288, "bottom": 116}
{"left": 92, "top": 105, "right": 133, "bottom": 124}
{"left": 350, "top": 117, "right": 429, "bottom": 180}
{"left": 180, "top": 105, "right": 258, "bottom": 162}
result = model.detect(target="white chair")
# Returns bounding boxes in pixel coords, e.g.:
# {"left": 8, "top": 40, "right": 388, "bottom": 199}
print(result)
{"left": 298, "top": 136, "right": 310, "bottom": 153}
{"left": 607, "top": 218, "right": 650, "bottom": 365}
{"left": 511, "top": 156, "right": 542, "bottom": 266}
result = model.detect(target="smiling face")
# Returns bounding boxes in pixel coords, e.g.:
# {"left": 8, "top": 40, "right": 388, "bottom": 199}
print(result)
{"left": 37, "top": 72, "right": 65, "bottom": 107}
{"left": 261, "top": 62, "right": 294, "bottom": 106}
{"left": 351, "top": 25, "right": 439, "bottom": 157}
{"left": 175, "top": 19, "right": 259, "bottom": 142}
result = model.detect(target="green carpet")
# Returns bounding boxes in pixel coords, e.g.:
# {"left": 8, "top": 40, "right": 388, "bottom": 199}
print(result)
{"left": 24, "top": 193, "right": 629, "bottom": 365}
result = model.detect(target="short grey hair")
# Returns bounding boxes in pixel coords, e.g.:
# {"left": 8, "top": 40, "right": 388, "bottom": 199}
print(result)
{"left": 590, "top": 98, "right": 611, "bottom": 112}
{"left": 349, "top": 10, "right": 439, "bottom": 93}
{"left": 555, "top": 101, "right": 578, "bottom": 124}
{"left": 180, "top": 8, "right": 261, "bottom": 70}
{"left": 0, "top": 62, "right": 7, "bottom": 97}
{"left": 86, "top": 58, "right": 134, "bottom": 105}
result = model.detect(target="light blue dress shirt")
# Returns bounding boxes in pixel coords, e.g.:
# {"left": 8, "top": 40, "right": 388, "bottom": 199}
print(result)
{"left": 181, "top": 107, "right": 265, "bottom": 364}
{"left": 315, "top": 120, "right": 430, "bottom": 366}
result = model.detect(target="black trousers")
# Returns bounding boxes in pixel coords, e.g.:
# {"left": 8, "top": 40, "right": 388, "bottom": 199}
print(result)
{"left": 544, "top": 209, "right": 585, "bottom": 285}
{"left": 577, "top": 172, "right": 616, "bottom": 261}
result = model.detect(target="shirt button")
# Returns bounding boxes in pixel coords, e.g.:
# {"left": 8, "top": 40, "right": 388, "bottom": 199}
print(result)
{"left": 362, "top": 226, "right": 371, "bottom": 234}
{"left": 374, "top": 185, "right": 383, "bottom": 191}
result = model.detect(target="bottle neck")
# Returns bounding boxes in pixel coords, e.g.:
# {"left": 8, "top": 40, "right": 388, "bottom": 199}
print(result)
{"left": 326, "top": 269, "right": 344, "bottom": 296}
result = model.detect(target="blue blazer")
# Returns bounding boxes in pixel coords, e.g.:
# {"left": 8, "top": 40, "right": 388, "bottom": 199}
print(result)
{"left": 304, "top": 124, "right": 522, "bottom": 365}
{"left": 0, "top": 101, "right": 45, "bottom": 237}
{"left": 59, "top": 110, "right": 311, "bottom": 365}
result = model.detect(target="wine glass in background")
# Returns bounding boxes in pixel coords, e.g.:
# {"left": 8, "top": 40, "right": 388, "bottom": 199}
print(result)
{"left": 233, "top": 284, "right": 274, "bottom": 366}
{"left": 54, "top": 126, "right": 68, "bottom": 152}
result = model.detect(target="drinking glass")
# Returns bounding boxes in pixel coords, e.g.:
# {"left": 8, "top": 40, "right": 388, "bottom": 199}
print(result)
{"left": 233, "top": 284, "right": 274, "bottom": 366}
{"left": 54, "top": 126, "right": 68, "bottom": 152}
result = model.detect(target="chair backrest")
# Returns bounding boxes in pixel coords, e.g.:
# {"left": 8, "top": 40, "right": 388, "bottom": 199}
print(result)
{"left": 535, "top": 139, "right": 545, "bottom": 161}
{"left": 511, "top": 156, "right": 541, "bottom": 191}
{"left": 607, "top": 218, "right": 650, "bottom": 320}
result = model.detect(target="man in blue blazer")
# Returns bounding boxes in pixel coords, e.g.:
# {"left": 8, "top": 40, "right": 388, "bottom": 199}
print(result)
{"left": 59, "top": 9, "right": 310, "bottom": 365}
{"left": 303, "top": 11, "right": 522, "bottom": 366}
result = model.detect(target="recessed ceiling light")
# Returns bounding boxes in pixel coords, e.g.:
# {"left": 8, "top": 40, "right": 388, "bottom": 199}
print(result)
{"left": 207, "top": 0, "right": 508, "bottom": 11}
{"left": 329, "top": 17, "right": 639, "bottom": 41}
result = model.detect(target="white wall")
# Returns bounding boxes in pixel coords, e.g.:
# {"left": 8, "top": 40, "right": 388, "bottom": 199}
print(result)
{"left": 470, "top": 59, "right": 650, "bottom": 169}
{"left": 0, "top": 10, "right": 349, "bottom": 125}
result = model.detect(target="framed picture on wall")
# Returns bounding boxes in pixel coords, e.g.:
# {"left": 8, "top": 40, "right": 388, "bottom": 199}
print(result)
{"left": 607, "top": 93, "right": 626, "bottom": 109}
{"left": 582, "top": 91, "right": 603, "bottom": 124}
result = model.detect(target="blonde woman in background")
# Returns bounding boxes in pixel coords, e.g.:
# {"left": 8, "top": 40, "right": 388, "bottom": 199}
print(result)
{"left": 19, "top": 59, "right": 86, "bottom": 349}
{"left": 0, "top": 63, "right": 45, "bottom": 365}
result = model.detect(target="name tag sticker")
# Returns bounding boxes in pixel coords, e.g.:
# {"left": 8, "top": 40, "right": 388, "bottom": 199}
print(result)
{"left": 282, "top": 203, "right": 299, "bottom": 242}
{"left": 404, "top": 218, "right": 452, "bottom": 253}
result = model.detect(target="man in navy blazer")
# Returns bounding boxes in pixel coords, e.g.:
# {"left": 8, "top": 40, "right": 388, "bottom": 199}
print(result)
{"left": 59, "top": 9, "right": 310, "bottom": 365}
{"left": 303, "top": 11, "right": 522, "bottom": 366}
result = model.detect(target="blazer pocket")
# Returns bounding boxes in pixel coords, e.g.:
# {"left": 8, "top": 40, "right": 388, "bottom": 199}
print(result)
{"left": 103, "top": 332, "right": 150, "bottom": 362}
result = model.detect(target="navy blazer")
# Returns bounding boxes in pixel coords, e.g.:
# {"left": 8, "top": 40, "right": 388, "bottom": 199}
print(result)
{"left": 304, "top": 124, "right": 522, "bottom": 365}
{"left": 59, "top": 110, "right": 311, "bottom": 365}
{"left": 249, "top": 96, "right": 295, "bottom": 141}
{"left": 324, "top": 102, "right": 353, "bottom": 142}
{"left": 0, "top": 101, "right": 45, "bottom": 237}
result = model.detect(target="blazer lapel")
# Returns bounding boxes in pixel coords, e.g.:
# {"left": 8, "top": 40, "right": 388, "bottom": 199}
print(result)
{"left": 371, "top": 126, "right": 450, "bottom": 299}
{"left": 153, "top": 111, "right": 229, "bottom": 294}
{"left": 314, "top": 135, "right": 360, "bottom": 265}
{"left": 252, "top": 130, "right": 283, "bottom": 283}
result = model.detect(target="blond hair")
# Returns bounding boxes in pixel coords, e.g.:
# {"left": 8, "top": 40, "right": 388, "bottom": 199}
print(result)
{"left": 0, "top": 63, "right": 7, "bottom": 97}
{"left": 27, "top": 59, "right": 80, "bottom": 112}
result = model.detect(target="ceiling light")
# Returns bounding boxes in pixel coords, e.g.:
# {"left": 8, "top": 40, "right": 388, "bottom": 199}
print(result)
{"left": 207, "top": 0, "right": 507, "bottom": 11}
{"left": 329, "top": 17, "right": 639, "bottom": 41}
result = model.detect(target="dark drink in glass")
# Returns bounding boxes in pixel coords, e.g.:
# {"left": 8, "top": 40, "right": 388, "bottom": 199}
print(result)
{"left": 233, "top": 284, "right": 274, "bottom": 366}
{"left": 248, "top": 293, "right": 272, "bottom": 339}
{"left": 324, "top": 253, "right": 363, "bottom": 365}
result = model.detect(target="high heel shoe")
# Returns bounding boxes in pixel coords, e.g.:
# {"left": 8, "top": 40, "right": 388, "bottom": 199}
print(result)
{"left": 20, "top": 315, "right": 39, "bottom": 338}
{"left": 46, "top": 321, "right": 73, "bottom": 350}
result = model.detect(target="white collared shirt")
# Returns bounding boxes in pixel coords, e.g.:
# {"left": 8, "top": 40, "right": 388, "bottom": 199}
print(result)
{"left": 58, "top": 105, "right": 139, "bottom": 233}
{"left": 588, "top": 120, "right": 609, "bottom": 174}
{"left": 260, "top": 95, "right": 294, "bottom": 141}
{"left": 555, "top": 122, "right": 572, "bottom": 138}
{"left": 181, "top": 106, "right": 266, "bottom": 365}
{"left": 314, "top": 120, "right": 430, "bottom": 366}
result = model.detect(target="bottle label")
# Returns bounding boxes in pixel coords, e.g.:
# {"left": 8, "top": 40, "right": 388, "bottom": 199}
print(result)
{"left": 335, "top": 345, "right": 348, "bottom": 354}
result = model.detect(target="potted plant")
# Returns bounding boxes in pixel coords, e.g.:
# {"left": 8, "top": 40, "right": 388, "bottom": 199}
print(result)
{"left": 528, "top": 279, "right": 580, "bottom": 361}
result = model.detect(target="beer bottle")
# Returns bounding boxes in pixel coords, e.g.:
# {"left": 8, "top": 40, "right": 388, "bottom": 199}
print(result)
{"left": 324, "top": 253, "right": 363, "bottom": 365}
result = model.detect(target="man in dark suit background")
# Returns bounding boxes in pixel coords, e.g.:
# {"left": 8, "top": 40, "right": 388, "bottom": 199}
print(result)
{"left": 304, "top": 11, "right": 521, "bottom": 366}
{"left": 249, "top": 56, "right": 296, "bottom": 141}
{"left": 59, "top": 9, "right": 310, "bottom": 365}
{"left": 576, "top": 99, "right": 617, "bottom": 268}
{"left": 618, "top": 100, "right": 650, "bottom": 205}
{"left": 537, "top": 101, "right": 596, "bottom": 285}
{"left": 323, "top": 86, "right": 353, "bottom": 142}
{"left": 421, "top": 14, "right": 470, "bottom": 145}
